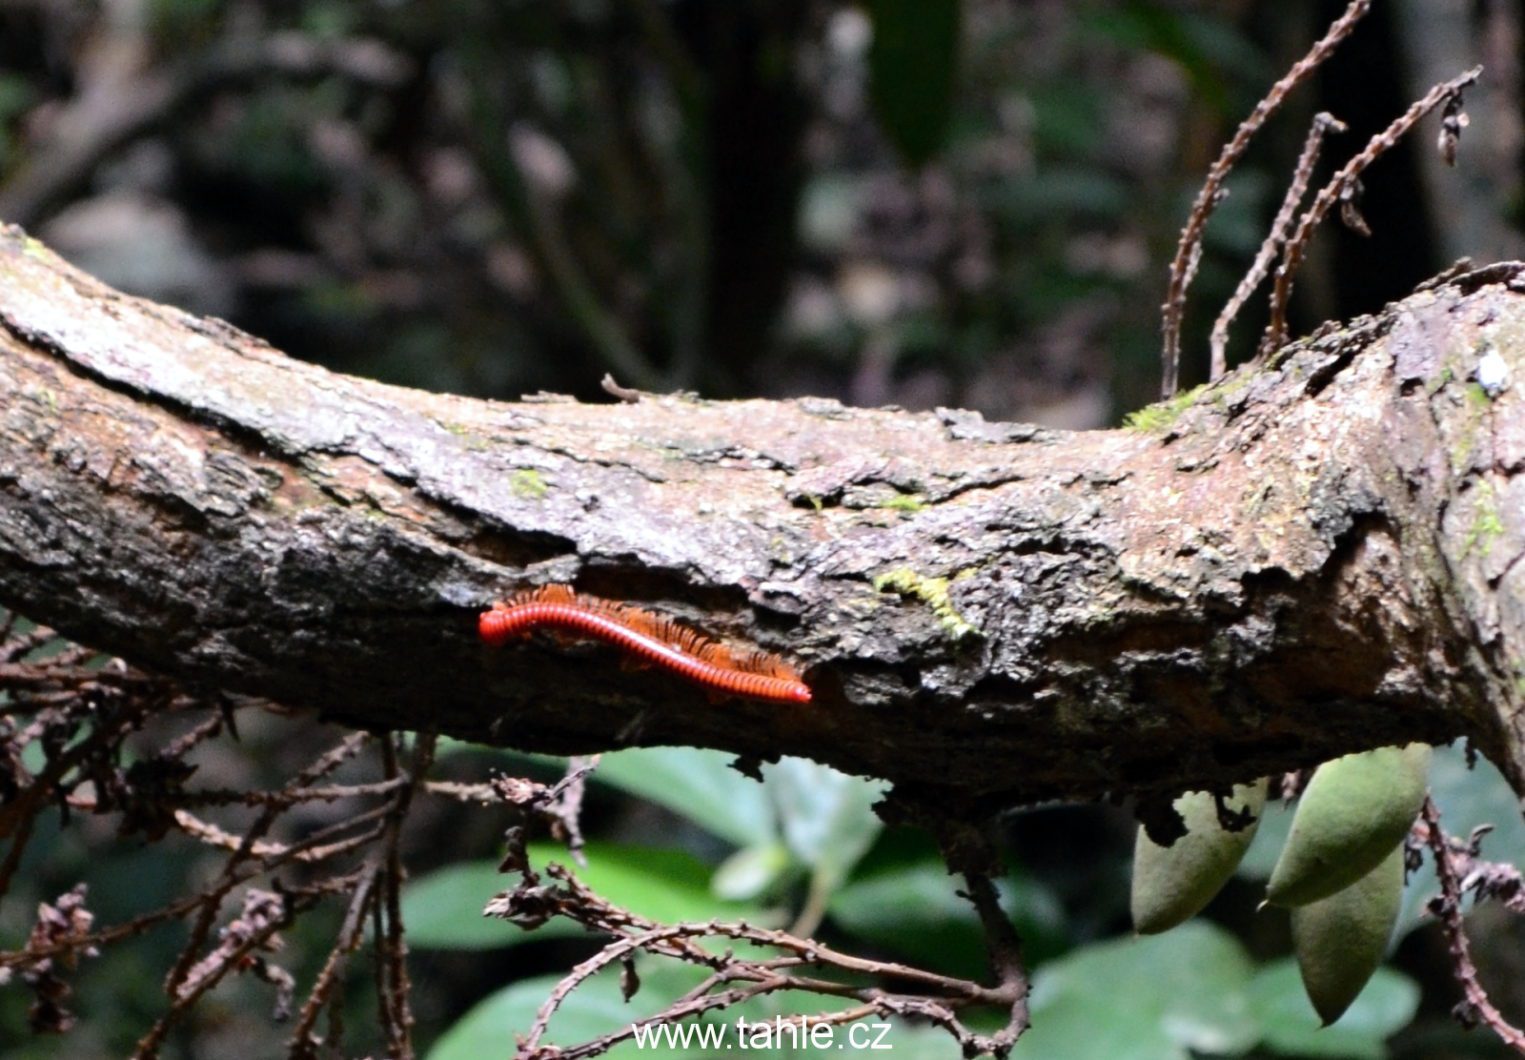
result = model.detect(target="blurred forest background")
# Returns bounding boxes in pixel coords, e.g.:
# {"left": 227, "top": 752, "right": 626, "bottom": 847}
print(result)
{"left": 4, "top": 0, "right": 1525, "bottom": 1057}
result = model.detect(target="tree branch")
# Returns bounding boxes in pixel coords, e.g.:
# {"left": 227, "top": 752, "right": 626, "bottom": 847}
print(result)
{"left": 2, "top": 225, "right": 1524, "bottom": 812}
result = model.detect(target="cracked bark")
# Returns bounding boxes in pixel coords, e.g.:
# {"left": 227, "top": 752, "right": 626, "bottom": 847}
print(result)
{"left": 2, "top": 223, "right": 1525, "bottom": 817}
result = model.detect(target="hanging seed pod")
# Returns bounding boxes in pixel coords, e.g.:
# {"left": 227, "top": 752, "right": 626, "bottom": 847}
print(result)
{"left": 1265, "top": 744, "right": 1429, "bottom": 907}
{"left": 1131, "top": 779, "right": 1268, "bottom": 934}
{"left": 1292, "top": 841, "right": 1404, "bottom": 1025}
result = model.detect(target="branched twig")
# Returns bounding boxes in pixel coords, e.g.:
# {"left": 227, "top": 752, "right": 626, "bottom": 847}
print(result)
{"left": 1159, "top": 0, "right": 1371, "bottom": 396}
{"left": 931, "top": 819, "right": 1030, "bottom": 1055}
{"left": 132, "top": 887, "right": 310, "bottom": 1060}
{"left": 159, "top": 733, "right": 373, "bottom": 1001}
{"left": 1210, "top": 112, "right": 1346, "bottom": 378}
{"left": 960, "top": 871, "right": 1029, "bottom": 1053}
{"left": 2, "top": 625, "right": 459, "bottom": 1056}
{"left": 1261, "top": 67, "right": 1483, "bottom": 355}
{"left": 497, "top": 858, "right": 1019, "bottom": 1060}
{"left": 287, "top": 864, "right": 379, "bottom": 1058}
{"left": 536, "top": 863, "right": 996, "bottom": 996}
{"left": 0, "top": 691, "right": 153, "bottom": 899}
{"left": 1, "top": 803, "right": 392, "bottom": 971}
{"left": 1419, "top": 797, "right": 1525, "bottom": 1053}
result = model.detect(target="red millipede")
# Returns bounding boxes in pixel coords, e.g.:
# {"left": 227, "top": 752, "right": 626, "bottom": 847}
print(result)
{"left": 478, "top": 585, "right": 812, "bottom": 704}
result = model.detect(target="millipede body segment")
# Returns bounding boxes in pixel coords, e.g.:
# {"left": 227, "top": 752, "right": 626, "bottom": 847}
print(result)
{"left": 478, "top": 585, "right": 812, "bottom": 704}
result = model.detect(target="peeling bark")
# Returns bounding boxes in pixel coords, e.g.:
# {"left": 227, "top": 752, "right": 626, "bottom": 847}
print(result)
{"left": 1, "top": 225, "right": 1524, "bottom": 815}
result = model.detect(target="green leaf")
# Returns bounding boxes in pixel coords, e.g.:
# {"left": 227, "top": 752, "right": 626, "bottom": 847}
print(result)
{"left": 594, "top": 748, "right": 777, "bottom": 847}
{"left": 829, "top": 860, "right": 1066, "bottom": 978}
{"left": 867, "top": 0, "right": 962, "bottom": 166}
{"left": 712, "top": 841, "right": 794, "bottom": 902}
{"left": 1248, "top": 959, "right": 1419, "bottom": 1058}
{"left": 402, "top": 861, "right": 580, "bottom": 950}
{"left": 1013, "top": 992, "right": 1180, "bottom": 1060}
{"left": 1428, "top": 743, "right": 1525, "bottom": 863}
{"left": 428, "top": 973, "right": 616, "bottom": 1059}
{"left": 1015, "top": 922, "right": 1258, "bottom": 1058}
{"left": 428, "top": 966, "right": 713, "bottom": 1060}
{"left": 405, "top": 843, "right": 755, "bottom": 950}
{"left": 538, "top": 843, "right": 742, "bottom": 926}
{"left": 763, "top": 758, "right": 885, "bottom": 889}
{"left": 731, "top": 989, "right": 963, "bottom": 1056}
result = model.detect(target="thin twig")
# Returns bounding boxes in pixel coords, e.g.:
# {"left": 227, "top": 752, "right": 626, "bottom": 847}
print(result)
{"left": 166, "top": 791, "right": 401, "bottom": 865}
{"left": 157, "top": 712, "right": 227, "bottom": 760}
{"left": 160, "top": 733, "right": 372, "bottom": 1000}
{"left": 2, "top": 626, "right": 60, "bottom": 662}
{"left": 131, "top": 888, "right": 313, "bottom": 1060}
{"left": 1262, "top": 67, "right": 1483, "bottom": 355}
{"left": 1210, "top": 112, "right": 1346, "bottom": 378}
{"left": 144, "top": 776, "right": 408, "bottom": 810}
{"left": 169, "top": 809, "right": 321, "bottom": 860}
{"left": 423, "top": 779, "right": 503, "bottom": 803}
{"left": 1420, "top": 797, "right": 1525, "bottom": 1053}
{"left": 378, "top": 734, "right": 435, "bottom": 1058}
{"left": 3, "top": 803, "right": 391, "bottom": 970}
{"left": 536, "top": 864, "right": 1000, "bottom": 997}
{"left": 535, "top": 979, "right": 787, "bottom": 1060}
{"left": 1159, "top": 0, "right": 1371, "bottom": 396}
{"left": 962, "top": 870, "right": 1029, "bottom": 1051}
{"left": 551, "top": 754, "right": 596, "bottom": 866}
{"left": 502, "top": 857, "right": 1019, "bottom": 1060}
{"left": 287, "top": 864, "right": 379, "bottom": 1057}
{"left": 0, "top": 698, "right": 149, "bottom": 899}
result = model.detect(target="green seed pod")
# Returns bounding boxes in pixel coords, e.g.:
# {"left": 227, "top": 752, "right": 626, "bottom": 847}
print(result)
{"left": 1292, "top": 841, "right": 1404, "bottom": 1025}
{"left": 1131, "top": 779, "right": 1268, "bottom": 935}
{"left": 1265, "top": 743, "right": 1430, "bottom": 908}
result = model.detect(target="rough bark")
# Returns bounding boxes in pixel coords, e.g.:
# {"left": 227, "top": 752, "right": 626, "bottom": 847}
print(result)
{"left": 2, "top": 224, "right": 1524, "bottom": 816}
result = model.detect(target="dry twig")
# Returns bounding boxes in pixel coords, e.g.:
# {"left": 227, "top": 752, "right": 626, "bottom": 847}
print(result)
{"left": 1419, "top": 797, "right": 1525, "bottom": 1053}
{"left": 1, "top": 623, "right": 434, "bottom": 1056}
{"left": 288, "top": 864, "right": 380, "bottom": 1058}
{"left": 1159, "top": 0, "right": 1371, "bottom": 397}
{"left": 1261, "top": 67, "right": 1483, "bottom": 355}
{"left": 159, "top": 733, "right": 373, "bottom": 1002}
{"left": 493, "top": 858, "right": 1023, "bottom": 1060}
{"left": 1209, "top": 112, "right": 1346, "bottom": 378}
